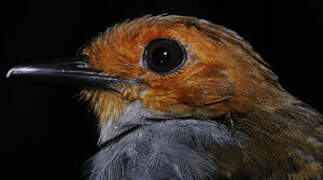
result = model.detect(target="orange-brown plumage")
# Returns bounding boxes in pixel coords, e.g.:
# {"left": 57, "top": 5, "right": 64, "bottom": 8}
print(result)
{"left": 82, "top": 15, "right": 283, "bottom": 122}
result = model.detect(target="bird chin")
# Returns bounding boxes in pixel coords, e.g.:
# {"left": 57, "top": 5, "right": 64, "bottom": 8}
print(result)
{"left": 96, "top": 100, "right": 233, "bottom": 146}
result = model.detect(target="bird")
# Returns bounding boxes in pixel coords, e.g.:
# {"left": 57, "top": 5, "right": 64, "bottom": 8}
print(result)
{"left": 6, "top": 15, "right": 323, "bottom": 179}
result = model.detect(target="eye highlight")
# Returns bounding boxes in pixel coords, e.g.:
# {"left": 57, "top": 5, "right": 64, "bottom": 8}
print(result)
{"left": 142, "top": 37, "right": 187, "bottom": 75}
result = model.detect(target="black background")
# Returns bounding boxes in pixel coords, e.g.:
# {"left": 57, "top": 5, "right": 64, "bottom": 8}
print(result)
{"left": 1, "top": 1, "right": 322, "bottom": 179}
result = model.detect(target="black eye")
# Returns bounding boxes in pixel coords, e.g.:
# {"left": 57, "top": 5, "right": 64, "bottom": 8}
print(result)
{"left": 142, "top": 37, "right": 187, "bottom": 74}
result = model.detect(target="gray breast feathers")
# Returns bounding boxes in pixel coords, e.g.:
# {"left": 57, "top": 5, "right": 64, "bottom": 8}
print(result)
{"left": 84, "top": 119, "right": 235, "bottom": 180}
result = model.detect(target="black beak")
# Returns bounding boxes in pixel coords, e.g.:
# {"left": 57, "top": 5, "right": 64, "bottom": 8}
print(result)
{"left": 6, "top": 60, "right": 141, "bottom": 91}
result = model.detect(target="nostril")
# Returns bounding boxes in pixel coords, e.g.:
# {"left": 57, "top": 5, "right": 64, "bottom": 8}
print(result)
{"left": 75, "top": 61, "right": 91, "bottom": 69}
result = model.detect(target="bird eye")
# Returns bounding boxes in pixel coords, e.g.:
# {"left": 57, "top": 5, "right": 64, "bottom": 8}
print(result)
{"left": 142, "top": 37, "right": 187, "bottom": 74}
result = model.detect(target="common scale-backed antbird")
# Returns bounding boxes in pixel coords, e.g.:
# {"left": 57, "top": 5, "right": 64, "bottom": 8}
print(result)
{"left": 7, "top": 15, "right": 323, "bottom": 179}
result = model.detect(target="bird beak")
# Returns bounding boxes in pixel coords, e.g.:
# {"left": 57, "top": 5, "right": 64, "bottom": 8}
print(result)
{"left": 6, "top": 60, "right": 141, "bottom": 91}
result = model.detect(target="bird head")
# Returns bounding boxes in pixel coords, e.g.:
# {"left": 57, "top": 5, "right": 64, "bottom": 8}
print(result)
{"left": 6, "top": 15, "right": 294, "bottom": 143}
